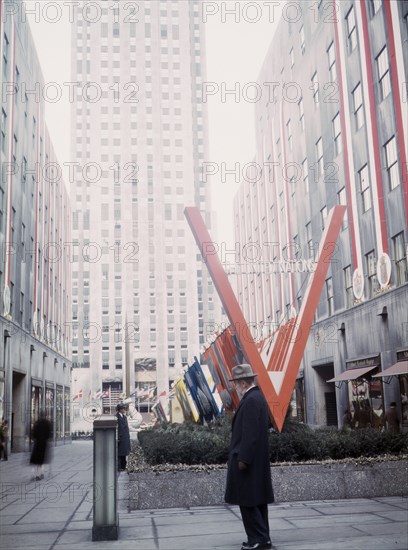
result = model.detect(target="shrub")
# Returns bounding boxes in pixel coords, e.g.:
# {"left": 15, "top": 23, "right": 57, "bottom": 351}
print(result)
{"left": 136, "top": 416, "right": 408, "bottom": 466}
{"left": 137, "top": 416, "right": 231, "bottom": 465}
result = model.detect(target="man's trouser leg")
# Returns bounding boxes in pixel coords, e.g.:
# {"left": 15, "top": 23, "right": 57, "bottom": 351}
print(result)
{"left": 239, "top": 504, "right": 269, "bottom": 544}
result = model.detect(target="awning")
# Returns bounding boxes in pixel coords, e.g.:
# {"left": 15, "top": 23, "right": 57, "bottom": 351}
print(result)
{"left": 373, "top": 361, "right": 408, "bottom": 378}
{"left": 327, "top": 365, "right": 378, "bottom": 383}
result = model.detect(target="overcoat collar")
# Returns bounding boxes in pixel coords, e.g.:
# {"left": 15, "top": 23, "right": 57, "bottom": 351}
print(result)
{"left": 232, "top": 386, "right": 259, "bottom": 426}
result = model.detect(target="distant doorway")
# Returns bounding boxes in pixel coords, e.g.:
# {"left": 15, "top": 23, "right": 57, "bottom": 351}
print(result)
{"left": 325, "top": 392, "right": 338, "bottom": 426}
{"left": 312, "top": 362, "right": 338, "bottom": 426}
{"left": 12, "top": 371, "right": 26, "bottom": 451}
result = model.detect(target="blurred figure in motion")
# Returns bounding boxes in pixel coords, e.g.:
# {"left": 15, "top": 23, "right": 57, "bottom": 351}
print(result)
{"left": 0, "top": 419, "right": 9, "bottom": 460}
{"left": 30, "top": 415, "right": 52, "bottom": 480}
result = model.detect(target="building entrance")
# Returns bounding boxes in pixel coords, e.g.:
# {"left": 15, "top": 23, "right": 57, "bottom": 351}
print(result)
{"left": 11, "top": 371, "right": 26, "bottom": 452}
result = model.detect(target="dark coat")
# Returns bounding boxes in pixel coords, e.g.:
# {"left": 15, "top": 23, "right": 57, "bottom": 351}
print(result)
{"left": 225, "top": 386, "right": 274, "bottom": 506}
{"left": 30, "top": 418, "right": 52, "bottom": 465}
{"left": 116, "top": 412, "right": 131, "bottom": 457}
{"left": 385, "top": 406, "right": 401, "bottom": 433}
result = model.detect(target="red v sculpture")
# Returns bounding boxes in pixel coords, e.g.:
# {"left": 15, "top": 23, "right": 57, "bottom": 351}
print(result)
{"left": 185, "top": 205, "right": 345, "bottom": 431}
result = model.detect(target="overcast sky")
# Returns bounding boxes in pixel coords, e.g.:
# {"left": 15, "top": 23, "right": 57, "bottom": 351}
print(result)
{"left": 26, "top": 0, "right": 279, "bottom": 245}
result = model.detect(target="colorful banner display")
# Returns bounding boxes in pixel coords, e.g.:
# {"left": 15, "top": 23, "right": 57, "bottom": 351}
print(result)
{"left": 184, "top": 357, "right": 221, "bottom": 424}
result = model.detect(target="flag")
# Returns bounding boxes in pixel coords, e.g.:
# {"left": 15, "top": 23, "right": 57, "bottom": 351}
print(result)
{"left": 95, "top": 389, "right": 102, "bottom": 399}
{"left": 73, "top": 389, "right": 83, "bottom": 401}
{"left": 104, "top": 388, "right": 110, "bottom": 398}
{"left": 134, "top": 388, "right": 150, "bottom": 398}
{"left": 88, "top": 389, "right": 92, "bottom": 401}
{"left": 158, "top": 390, "right": 167, "bottom": 397}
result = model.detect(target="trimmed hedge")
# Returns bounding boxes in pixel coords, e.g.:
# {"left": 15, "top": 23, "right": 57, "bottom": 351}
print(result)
{"left": 137, "top": 415, "right": 408, "bottom": 466}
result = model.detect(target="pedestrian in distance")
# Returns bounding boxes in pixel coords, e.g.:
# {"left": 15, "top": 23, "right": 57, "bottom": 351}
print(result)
{"left": 342, "top": 409, "right": 353, "bottom": 430}
{"left": 225, "top": 364, "right": 274, "bottom": 550}
{"left": 30, "top": 414, "right": 52, "bottom": 480}
{"left": 0, "top": 418, "right": 9, "bottom": 460}
{"left": 116, "top": 402, "right": 131, "bottom": 471}
{"left": 384, "top": 401, "right": 401, "bottom": 434}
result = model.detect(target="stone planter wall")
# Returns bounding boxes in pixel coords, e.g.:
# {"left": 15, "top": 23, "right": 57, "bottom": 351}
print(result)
{"left": 128, "top": 460, "right": 408, "bottom": 510}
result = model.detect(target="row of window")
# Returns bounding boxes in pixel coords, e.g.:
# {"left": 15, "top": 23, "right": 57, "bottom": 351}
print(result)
{"left": 241, "top": 231, "right": 406, "bottom": 325}
{"left": 298, "top": 1, "right": 384, "bottom": 61}
{"left": 324, "top": 232, "right": 407, "bottom": 317}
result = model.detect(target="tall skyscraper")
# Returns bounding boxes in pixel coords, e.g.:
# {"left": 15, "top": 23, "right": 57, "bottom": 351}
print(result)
{"left": 0, "top": 0, "right": 71, "bottom": 452}
{"left": 70, "top": 0, "right": 220, "bottom": 426}
{"left": 233, "top": 0, "right": 408, "bottom": 428}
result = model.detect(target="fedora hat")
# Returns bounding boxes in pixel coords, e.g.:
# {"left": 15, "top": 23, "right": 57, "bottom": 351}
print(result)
{"left": 229, "top": 364, "right": 258, "bottom": 381}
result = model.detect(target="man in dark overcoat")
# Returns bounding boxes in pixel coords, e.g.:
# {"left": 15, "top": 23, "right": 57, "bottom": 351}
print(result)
{"left": 116, "top": 403, "right": 131, "bottom": 471}
{"left": 384, "top": 402, "right": 401, "bottom": 433}
{"left": 225, "top": 364, "right": 274, "bottom": 550}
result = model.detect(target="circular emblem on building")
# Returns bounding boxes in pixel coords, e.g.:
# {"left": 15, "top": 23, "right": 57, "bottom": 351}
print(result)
{"left": 3, "top": 285, "right": 10, "bottom": 317}
{"left": 376, "top": 252, "right": 391, "bottom": 288}
{"left": 352, "top": 268, "right": 364, "bottom": 300}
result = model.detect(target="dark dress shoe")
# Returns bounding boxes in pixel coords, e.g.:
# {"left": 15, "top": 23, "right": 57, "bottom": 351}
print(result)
{"left": 241, "top": 541, "right": 272, "bottom": 550}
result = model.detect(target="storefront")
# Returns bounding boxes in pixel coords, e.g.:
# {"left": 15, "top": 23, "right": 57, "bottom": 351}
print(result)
{"left": 328, "top": 354, "right": 384, "bottom": 428}
{"left": 30, "top": 380, "right": 43, "bottom": 437}
{"left": 373, "top": 349, "right": 408, "bottom": 429}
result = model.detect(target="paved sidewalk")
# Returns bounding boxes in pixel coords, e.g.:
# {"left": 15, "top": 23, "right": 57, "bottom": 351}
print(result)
{"left": 0, "top": 441, "right": 407, "bottom": 550}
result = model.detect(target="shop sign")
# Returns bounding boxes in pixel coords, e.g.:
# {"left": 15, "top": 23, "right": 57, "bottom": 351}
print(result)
{"left": 396, "top": 350, "right": 408, "bottom": 362}
{"left": 376, "top": 253, "right": 391, "bottom": 288}
{"left": 346, "top": 354, "right": 381, "bottom": 370}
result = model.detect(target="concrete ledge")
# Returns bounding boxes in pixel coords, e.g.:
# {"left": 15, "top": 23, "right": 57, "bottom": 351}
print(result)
{"left": 128, "top": 460, "right": 408, "bottom": 510}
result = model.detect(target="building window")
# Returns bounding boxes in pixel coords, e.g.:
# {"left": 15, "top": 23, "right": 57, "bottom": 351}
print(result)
{"left": 359, "top": 164, "right": 371, "bottom": 212}
{"left": 306, "top": 221, "right": 313, "bottom": 258}
{"left": 333, "top": 112, "right": 342, "bottom": 156}
{"left": 298, "top": 97, "right": 304, "bottom": 131}
{"left": 287, "top": 119, "right": 292, "bottom": 151}
{"left": 346, "top": 6, "right": 357, "bottom": 52}
{"left": 366, "top": 250, "right": 379, "bottom": 298}
{"left": 327, "top": 42, "right": 337, "bottom": 81}
{"left": 316, "top": 137, "right": 323, "bottom": 179}
{"left": 2, "top": 33, "right": 9, "bottom": 80}
{"left": 300, "top": 25, "right": 305, "bottom": 54}
{"left": 290, "top": 47, "right": 294, "bottom": 70}
{"left": 384, "top": 136, "right": 399, "bottom": 190}
{"left": 326, "top": 277, "right": 334, "bottom": 316}
{"left": 377, "top": 47, "right": 391, "bottom": 100}
{"left": 302, "top": 158, "right": 309, "bottom": 193}
{"left": 370, "top": 0, "right": 382, "bottom": 16}
{"left": 320, "top": 206, "right": 328, "bottom": 230}
{"left": 338, "top": 187, "right": 348, "bottom": 230}
{"left": 393, "top": 232, "right": 407, "bottom": 285}
{"left": 344, "top": 265, "right": 353, "bottom": 308}
{"left": 1, "top": 109, "right": 6, "bottom": 153}
{"left": 352, "top": 83, "right": 364, "bottom": 130}
{"left": 311, "top": 71, "right": 319, "bottom": 106}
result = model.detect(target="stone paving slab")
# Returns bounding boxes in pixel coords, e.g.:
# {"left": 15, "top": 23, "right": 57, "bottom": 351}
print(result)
{"left": 0, "top": 532, "right": 60, "bottom": 549}
{"left": 373, "top": 510, "right": 408, "bottom": 521}
{"left": 1, "top": 441, "right": 408, "bottom": 550}
{"left": 286, "top": 512, "right": 392, "bottom": 528}
{"left": 353, "top": 521, "right": 408, "bottom": 536}
{"left": 311, "top": 501, "right": 401, "bottom": 514}
{"left": 0, "top": 522, "right": 66, "bottom": 534}
{"left": 277, "top": 534, "right": 408, "bottom": 550}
